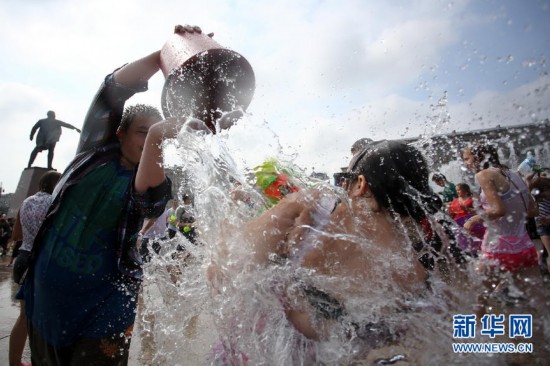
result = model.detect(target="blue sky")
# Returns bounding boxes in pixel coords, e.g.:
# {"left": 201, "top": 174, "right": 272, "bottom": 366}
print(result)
{"left": 1, "top": 0, "right": 549, "bottom": 193}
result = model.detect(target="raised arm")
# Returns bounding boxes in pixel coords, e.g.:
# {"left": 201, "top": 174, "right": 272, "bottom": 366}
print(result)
{"left": 134, "top": 118, "right": 181, "bottom": 193}
{"left": 77, "top": 25, "right": 207, "bottom": 155}
{"left": 133, "top": 116, "right": 208, "bottom": 193}
{"left": 112, "top": 51, "right": 162, "bottom": 89}
{"left": 134, "top": 115, "right": 223, "bottom": 193}
{"left": 112, "top": 25, "right": 206, "bottom": 88}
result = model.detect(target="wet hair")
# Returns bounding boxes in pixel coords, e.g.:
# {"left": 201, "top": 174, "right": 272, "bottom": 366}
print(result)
{"left": 469, "top": 143, "right": 508, "bottom": 170}
{"left": 529, "top": 176, "right": 550, "bottom": 198}
{"left": 39, "top": 171, "right": 62, "bottom": 194}
{"left": 47, "top": 110, "right": 55, "bottom": 118}
{"left": 351, "top": 138, "right": 373, "bottom": 155}
{"left": 348, "top": 140, "right": 442, "bottom": 222}
{"left": 456, "top": 183, "right": 472, "bottom": 197}
{"left": 348, "top": 140, "right": 466, "bottom": 268}
{"left": 119, "top": 104, "right": 162, "bottom": 133}
{"left": 431, "top": 173, "right": 447, "bottom": 182}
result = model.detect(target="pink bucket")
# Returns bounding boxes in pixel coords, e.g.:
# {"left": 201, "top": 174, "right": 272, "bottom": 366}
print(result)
{"left": 160, "top": 31, "right": 255, "bottom": 132}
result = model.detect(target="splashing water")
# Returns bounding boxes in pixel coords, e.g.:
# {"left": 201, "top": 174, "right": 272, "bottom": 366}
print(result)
{"left": 134, "top": 112, "right": 550, "bottom": 365}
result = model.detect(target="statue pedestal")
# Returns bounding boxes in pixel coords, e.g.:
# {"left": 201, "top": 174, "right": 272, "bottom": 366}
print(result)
{"left": 8, "top": 167, "right": 52, "bottom": 217}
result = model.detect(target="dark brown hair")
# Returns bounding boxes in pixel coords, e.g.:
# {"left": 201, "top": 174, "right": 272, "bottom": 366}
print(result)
{"left": 470, "top": 143, "right": 508, "bottom": 170}
{"left": 456, "top": 183, "right": 472, "bottom": 197}
{"left": 39, "top": 171, "right": 62, "bottom": 194}
{"left": 349, "top": 140, "right": 442, "bottom": 222}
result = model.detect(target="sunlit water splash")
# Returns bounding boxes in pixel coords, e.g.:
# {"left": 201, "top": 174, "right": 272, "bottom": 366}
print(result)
{"left": 411, "top": 93, "right": 550, "bottom": 188}
{"left": 136, "top": 112, "right": 549, "bottom": 365}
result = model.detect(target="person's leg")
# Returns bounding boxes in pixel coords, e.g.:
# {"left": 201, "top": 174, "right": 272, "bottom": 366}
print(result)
{"left": 69, "top": 326, "right": 134, "bottom": 366}
{"left": 152, "top": 239, "right": 162, "bottom": 254}
{"left": 28, "top": 323, "right": 71, "bottom": 365}
{"left": 9, "top": 300, "right": 27, "bottom": 366}
{"left": 47, "top": 143, "right": 56, "bottom": 169}
{"left": 8, "top": 240, "right": 22, "bottom": 266}
{"left": 140, "top": 237, "right": 151, "bottom": 262}
{"left": 27, "top": 146, "right": 41, "bottom": 168}
{"left": 540, "top": 234, "right": 550, "bottom": 273}
{"left": 183, "top": 227, "right": 197, "bottom": 245}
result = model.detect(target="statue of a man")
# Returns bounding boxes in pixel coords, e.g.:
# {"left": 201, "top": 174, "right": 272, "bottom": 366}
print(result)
{"left": 28, "top": 110, "right": 81, "bottom": 170}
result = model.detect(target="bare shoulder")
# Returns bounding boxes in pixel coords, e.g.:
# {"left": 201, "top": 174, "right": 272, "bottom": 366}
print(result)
{"left": 475, "top": 169, "right": 492, "bottom": 185}
{"left": 477, "top": 167, "right": 501, "bottom": 182}
{"left": 477, "top": 167, "right": 509, "bottom": 192}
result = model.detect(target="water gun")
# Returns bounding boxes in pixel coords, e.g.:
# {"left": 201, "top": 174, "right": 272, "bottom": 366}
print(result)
{"left": 254, "top": 159, "right": 301, "bottom": 206}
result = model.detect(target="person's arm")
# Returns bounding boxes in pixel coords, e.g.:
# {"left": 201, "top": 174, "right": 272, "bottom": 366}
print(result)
{"left": 58, "top": 120, "right": 81, "bottom": 133}
{"left": 243, "top": 191, "right": 316, "bottom": 264}
{"left": 112, "top": 51, "right": 161, "bottom": 89}
{"left": 112, "top": 25, "right": 205, "bottom": 88}
{"left": 539, "top": 215, "right": 550, "bottom": 226}
{"left": 526, "top": 191, "right": 539, "bottom": 219}
{"left": 77, "top": 25, "right": 204, "bottom": 155}
{"left": 140, "top": 218, "right": 157, "bottom": 236}
{"left": 29, "top": 121, "right": 40, "bottom": 141}
{"left": 464, "top": 172, "right": 504, "bottom": 231}
{"left": 134, "top": 115, "right": 219, "bottom": 193}
{"left": 207, "top": 193, "right": 310, "bottom": 297}
{"left": 76, "top": 68, "right": 150, "bottom": 154}
{"left": 11, "top": 210, "right": 23, "bottom": 242}
{"left": 174, "top": 207, "right": 182, "bottom": 226}
{"left": 134, "top": 118, "right": 181, "bottom": 193}
{"left": 477, "top": 170, "right": 506, "bottom": 220}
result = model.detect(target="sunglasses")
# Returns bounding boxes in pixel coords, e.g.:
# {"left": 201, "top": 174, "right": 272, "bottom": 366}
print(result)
{"left": 333, "top": 172, "right": 359, "bottom": 188}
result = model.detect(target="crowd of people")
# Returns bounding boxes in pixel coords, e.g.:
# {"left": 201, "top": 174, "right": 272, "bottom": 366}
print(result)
{"left": 1, "top": 24, "right": 549, "bottom": 365}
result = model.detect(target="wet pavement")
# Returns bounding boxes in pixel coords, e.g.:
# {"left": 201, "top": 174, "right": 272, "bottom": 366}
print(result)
{"left": 0, "top": 254, "right": 214, "bottom": 366}
{"left": 0, "top": 255, "right": 30, "bottom": 366}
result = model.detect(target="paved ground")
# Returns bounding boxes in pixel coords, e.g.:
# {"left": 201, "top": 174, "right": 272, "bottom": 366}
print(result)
{"left": 0, "top": 255, "right": 215, "bottom": 366}
{"left": 0, "top": 255, "right": 30, "bottom": 366}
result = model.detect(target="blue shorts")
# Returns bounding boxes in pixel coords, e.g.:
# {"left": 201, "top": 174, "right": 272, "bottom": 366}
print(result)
{"left": 537, "top": 224, "right": 550, "bottom": 237}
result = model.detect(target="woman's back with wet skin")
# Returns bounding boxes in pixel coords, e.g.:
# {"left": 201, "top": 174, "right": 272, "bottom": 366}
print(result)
{"left": 290, "top": 189, "right": 428, "bottom": 295}
{"left": 281, "top": 140, "right": 442, "bottom": 278}
{"left": 256, "top": 188, "right": 428, "bottom": 344}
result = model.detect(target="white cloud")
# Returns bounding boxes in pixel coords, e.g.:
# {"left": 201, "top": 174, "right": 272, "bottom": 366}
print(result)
{"left": 0, "top": 0, "right": 548, "bottom": 194}
{"left": 449, "top": 75, "right": 550, "bottom": 131}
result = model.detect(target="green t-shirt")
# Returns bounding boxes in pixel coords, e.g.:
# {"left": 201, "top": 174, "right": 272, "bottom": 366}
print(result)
{"left": 442, "top": 182, "right": 458, "bottom": 203}
{"left": 28, "top": 160, "right": 137, "bottom": 347}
